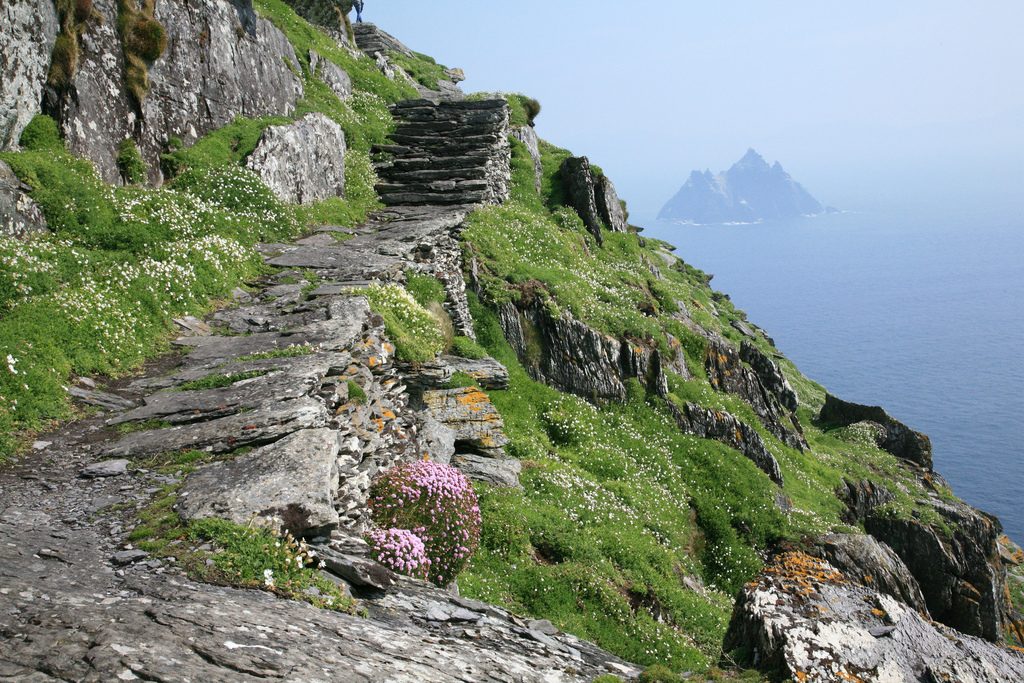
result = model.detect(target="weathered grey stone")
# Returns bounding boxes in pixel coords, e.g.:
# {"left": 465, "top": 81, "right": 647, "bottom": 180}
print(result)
{"left": 67, "top": 386, "right": 137, "bottom": 411}
{"left": 821, "top": 393, "right": 932, "bottom": 469}
{"left": 866, "top": 496, "right": 1011, "bottom": 640}
{"left": 724, "top": 552, "right": 1024, "bottom": 682}
{"left": 319, "top": 545, "right": 397, "bottom": 590}
{"left": 353, "top": 22, "right": 414, "bottom": 58}
{"left": 730, "top": 319, "right": 756, "bottom": 338}
{"left": 594, "top": 173, "right": 628, "bottom": 233}
{"left": 280, "top": 0, "right": 351, "bottom": 43}
{"left": 422, "top": 387, "right": 509, "bottom": 457}
{"left": 837, "top": 478, "right": 896, "bottom": 524}
{"left": 80, "top": 460, "right": 130, "bottom": 479}
{"left": 310, "top": 50, "right": 352, "bottom": 101}
{"left": 452, "top": 453, "right": 521, "bottom": 488}
{"left": 440, "top": 355, "right": 509, "bottom": 390}
{"left": 511, "top": 124, "right": 542, "bottom": 191}
{"left": 0, "top": 161, "right": 47, "bottom": 237}
{"left": 417, "top": 416, "right": 456, "bottom": 464}
{"left": 705, "top": 337, "right": 806, "bottom": 450}
{"left": 178, "top": 428, "right": 341, "bottom": 538}
{"left": 812, "top": 533, "right": 929, "bottom": 614}
{"left": 560, "top": 156, "right": 604, "bottom": 245}
{"left": 740, "top": 340, "right": 798, "bottom": 411}
{"left": 669, "top": 401, "right": 783, "bottom": 486}
{"left": 246, "top": 113, "right": 346, "bottom": 205}
{"left": 103, "top": 396, "right": 328, "bottom": 458}
{"left": 111, "top": 549, "right": 149, "bottom": 566}
{"left": 0, "top": 0, "right": 59, "bottom": 150}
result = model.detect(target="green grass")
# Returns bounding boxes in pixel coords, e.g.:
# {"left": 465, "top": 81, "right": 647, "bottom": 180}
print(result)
{"left": 404, "top": 272, "right": 447, "bottom": 307}
{"left": 237, "top": 343, "right": 317, "bottom": 361}
{"left": 346, "top": 379, "right": 366, "bottom": 403}
{"left": 362, "top": 284, "right": 445, "bottom": 363}
{"left": 176, "top": 370, "right": 268, "bottom": 392}
{"left": 451, "top": 335, "right": 488, "bottom": 360}
{"left": 387, "top": 50, "right": 450, "bottom": 90}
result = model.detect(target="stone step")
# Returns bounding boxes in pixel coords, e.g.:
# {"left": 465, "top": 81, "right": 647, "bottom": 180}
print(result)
{"left": 378, "top": 156, "right": 492, "bottom": 172}
{"left": 388, "top": 133, "right": 503, "bottom": 151}
{"left": 376, "top": 179, "right": 490, "bottom": 195}
{"left": 379, "top": 166, "right": 488, "bottom": 181}
{"left": 392, "top": 121, "right": 503, "bottom": 137}
{"left": 391, "top": 98, "right": 506, "bottom": 112}
{"left": 380, "top": 191, "right": 491, "bottom": 206}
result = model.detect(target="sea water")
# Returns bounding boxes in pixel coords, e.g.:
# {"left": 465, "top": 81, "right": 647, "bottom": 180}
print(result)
{"left": 646, "top": 209, "right": 1024, "bottom": 542}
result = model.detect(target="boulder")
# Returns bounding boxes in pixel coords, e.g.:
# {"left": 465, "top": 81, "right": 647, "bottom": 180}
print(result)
{"left": 452, "top": 453, "right": 521, "bottom": 488}
{"left": 739, "top": 341, "right": 798, "bottom": 412}
{"left": 559, "top": 156, "right": 604, "bottom": 245}
{"left": 417, "top": 416, "right": 456, "bottom": 464}
{"left": 724, "top": 551, "right": 1024, "bottom": 682}
{"left": 0, "top": 0, "right": 59, "bottom": 149}
{"left": 178, "top": 428, "right": 341, "bottom": 538}
{"left": 0, "top": 161, "right": 48, "bottom": 237}
{"left": 812, "top": 533, "right": 928, "bottom": 614}
{"left": 668, "top": 401, "right": 784, "bottom": 486}
{"left": 593, "top": 173, "right": 628, "bottom": 233}
{"left": 820, "top": 393, "right": 932, "bottom": 468}
{"left": 310, "top": 50, "right": 352, "bottom": 101}
{"left": 246, "top": 113, "right": 347, "bottom": 204}
{"left": 866, "top": 496, "right": 1011, "bottom": 640}
{"left": 422, "top": 387, "right": 509, "bottom": 457}
{"left": 440, "top": 355, "right": 510, "bottom": 390}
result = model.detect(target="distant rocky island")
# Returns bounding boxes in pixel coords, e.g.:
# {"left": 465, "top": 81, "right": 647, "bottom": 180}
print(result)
{"left": 659, "top": 148, "right": 831, "bottom": 224}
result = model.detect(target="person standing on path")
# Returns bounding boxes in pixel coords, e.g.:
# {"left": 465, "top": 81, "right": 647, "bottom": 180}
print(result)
{"left": 353, "top": 0, "right": 364, "bottom": 22}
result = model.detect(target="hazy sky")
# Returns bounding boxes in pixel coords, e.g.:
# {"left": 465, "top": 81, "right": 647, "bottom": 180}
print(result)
{"left": 364, "top": 1, "right": 1024, "bottom": 222}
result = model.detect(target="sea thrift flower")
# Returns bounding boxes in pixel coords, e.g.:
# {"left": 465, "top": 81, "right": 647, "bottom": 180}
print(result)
{"left": 366, "top": 528, "right": 431, "bottom": 580}
{"left": 368, "top": 461, "right": 482, "bottom": 586}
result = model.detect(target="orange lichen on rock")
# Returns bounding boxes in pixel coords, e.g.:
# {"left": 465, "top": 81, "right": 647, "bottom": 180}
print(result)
{"left": 762, "top": 552, "right": 845, "bottom": 596}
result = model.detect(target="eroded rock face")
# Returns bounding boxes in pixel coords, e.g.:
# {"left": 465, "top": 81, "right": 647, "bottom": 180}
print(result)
{"left": 837, "top": 478, "right": 895, "bottom": 525}
{"left": 353, "top": 22, "right": 414, "bottom": 58}
{"left": 0, "top": 0, "right": 58, "bottom": 150}
{"left": 668, "top": 401, "right": 784, "bottom": 486}
{"left": 48, "top": 0, "right": 304, "bottom": 184}
{"left": 820, "top": 393, "right": 932, "bottom": 469}
{"left": 178, "top": 428, "right": 342, "bottom": 537}
{"left": 866, "top": 497, "right": 1011, "bottom": 641}
{"left": 812, "top": 533, "right": 928, "bottom": 614}
{"left": 740, "top": 340, "right": 797, "bottom": 411}
{"left": 704, "top": 337, "right": 807, "bottom": 451}
{"left": 0, "top": 161, "right": 48, "bottom": 237}
{"left": 311, "top": 49, "right": 352, "bottom": 101}
{"left": 560, "top": 156, "right": 604, "bottom": 245}
{"left": 511, "top": 124, "right": 542, "bottom": 192}
{"left": 724, "top": 552, "right": 1024, "bottom": 683}
{"left": 246, "top": 113, "right": 346, "bottom": 205}
{"left": 594, "top": 173, "right": 628, "bottom": 233}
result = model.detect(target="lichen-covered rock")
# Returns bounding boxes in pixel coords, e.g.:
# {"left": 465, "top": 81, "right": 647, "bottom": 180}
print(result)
{"left": 177, "top": 428, "right": 341, "bottom": 538}
{"left": 560, "top": 156, "right": 604, "bottom": 245}
{"left": 704, "top": 337, "right": 807, "bottom": 450}
{"left": 281, "top": 0, "right": 352, "bottom": 45}
{"left": 310, "top": 49, "right": 352, "bottom": 101}
{"left": 866, "top": 496, "right": 1012, "bottom": 640}
{"left": 0, "top": 160, "right": 47, "bottom": 237}
{"left": 440, "top": 355, "right": 510, "bottom": 390}
{"left": 820, "top": 393, "right": 932, "bottom": 469}
{"left": 422, "top": 387, "right": 509, "bottom": 457}
{"left": 724, "top": 552, "right": 1024, "bottom": 683}
{"left": 812, "top": 533, "right": 929, "bottom": 614}
{"left": 246, "top": 113, "right": 346, "bottom": 204}
{"left": 0, "top": 0, "right": 58, "bottom": 149}
{"left": 452, "top": 453, "right": 521, "bottom": 488}
{"left": 668, "top": 401, "right": 784, "bottom": 486}
{"left": 594, "top": 173, "right": 628, "bottom": 233}
{"left": 49, "top": 0, "right": 304, "bottom": 184}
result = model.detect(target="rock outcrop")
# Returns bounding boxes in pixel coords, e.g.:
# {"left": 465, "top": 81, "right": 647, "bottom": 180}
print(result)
{"left": 559, "top": 156, "right": 605, "bottom": 244}
{"left": 0, "top": 0, "right": 58, "bottom": 150}
{"left": 812, "top": 533, "right": 929, "bottom": 614}
{"left": 497, "top": 301, "right": 669, "bottom": 402}
{"left": 837, "top": 478, "right": 896, "bottom": 524}
{"left": 0, "top": 160, "right": 48, "bottom": 237}
{"left": 511, "top": 124, "right": 542, "bottom": 191}
{"left": 740, "top": 340, "right": 798, "bottom": 412}
{"left": 375, "top": 99, "right": 511, "bottom": 206}
{"left": 310, "top": 49, "right": 353, "bottom": 101}
{"left": 668, "top": 401, "right": 784, "bottom": 486}
{"left": 704, "top": 337, "right": 807, "bottom": 450}
{"left": 866, "top": 496, "right": 1011, "bottom": 641}
{"left": 724, "top": 552, "right": 1024, "bottom": 682}
{"left": 46, "top": 0, "right": 304, "bottom": 184}
{"left": 246, "top": 113, "right": 347, "bottom": 204}
{"left": 820, "top": 393, "right": 932, "bottom": 469}
{"left": 594, "top": 173, "right": 629, "bottom": 233}
{"left": 353, "top": 22, "right": 414, "bottom": 58}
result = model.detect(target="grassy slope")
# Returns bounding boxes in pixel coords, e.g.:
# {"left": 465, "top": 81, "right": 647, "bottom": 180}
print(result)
{"left": 0, "top": 5, "right": 1003, "bottom": 677}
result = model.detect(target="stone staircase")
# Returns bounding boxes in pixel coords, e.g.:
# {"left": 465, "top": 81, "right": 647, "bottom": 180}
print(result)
{"left": 374, "top": 99, "right": 511, "bottom": 207}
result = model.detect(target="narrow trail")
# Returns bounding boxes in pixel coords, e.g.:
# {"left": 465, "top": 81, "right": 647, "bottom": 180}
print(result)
{"left": 0, "top": 100, "right": 638, "bottom": 682}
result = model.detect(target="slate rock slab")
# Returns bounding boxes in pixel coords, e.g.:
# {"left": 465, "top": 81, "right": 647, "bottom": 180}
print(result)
{"left": 177, "top": 428, "right": 341, "bottom": 538}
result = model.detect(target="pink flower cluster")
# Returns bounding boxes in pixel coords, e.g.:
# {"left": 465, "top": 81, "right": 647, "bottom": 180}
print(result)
{"left": 368, "top": 461, "right": 482, "bottom": 586}
{"left": 366, "top": 528, "right": 430, "bottom": 579}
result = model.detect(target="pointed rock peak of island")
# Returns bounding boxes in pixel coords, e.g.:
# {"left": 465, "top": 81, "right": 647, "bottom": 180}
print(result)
{"left": 734, "top": 148, "right": 770, "bottom": 170}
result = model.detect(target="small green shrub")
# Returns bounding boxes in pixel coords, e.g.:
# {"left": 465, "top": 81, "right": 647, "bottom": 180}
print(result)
{"left": 116, "top": 139, "right": 147, "bottom": 185}
{"left": 404, "top": 272, "right": 446, "bottom": 307}
{"left": 19, "top": 116, "right": 63, "bottom": 152}
{"left": 47, "top": 34, "right": 80, "bottom": 87}
{"left": 639, "top": 664, "right": 679, "bottom": 682}
{"left": 363, "top": 284, "right": 444, "bottom": 363}
{"left": 346, "top": 379, "right": 366, "bottom": 403}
